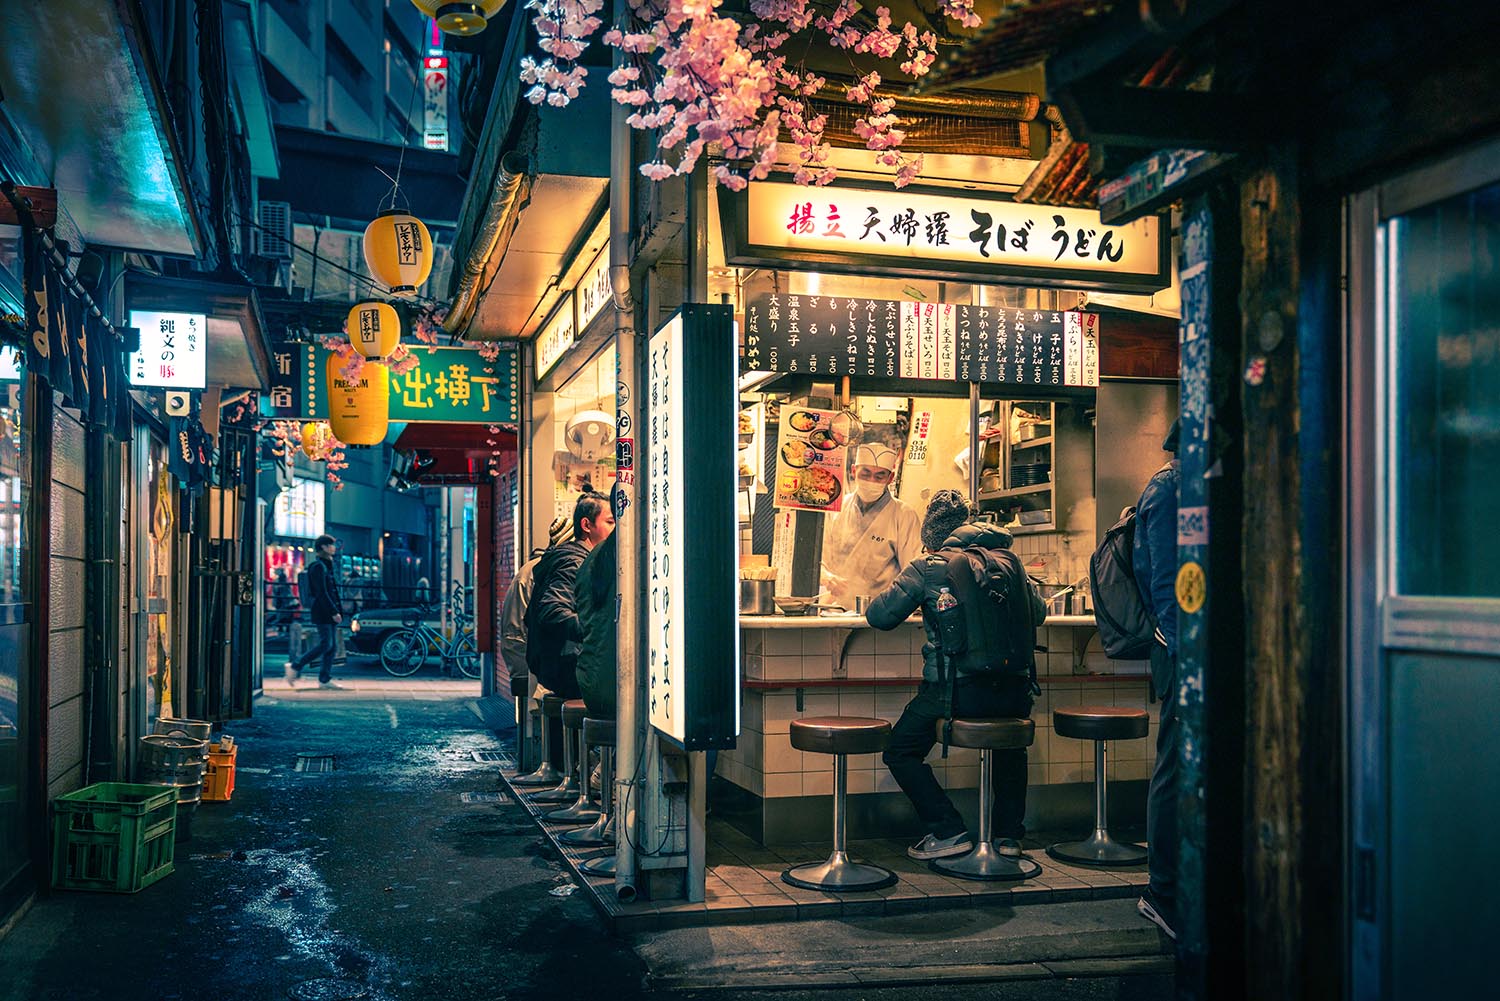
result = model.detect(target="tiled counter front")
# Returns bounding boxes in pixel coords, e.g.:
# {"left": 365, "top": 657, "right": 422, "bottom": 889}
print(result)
{"left": 719, "top": 618, "right": 1156, "bottom": 828}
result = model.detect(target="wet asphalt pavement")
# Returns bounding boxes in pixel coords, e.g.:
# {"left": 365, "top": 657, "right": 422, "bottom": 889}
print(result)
{"left": 0, "top": 689, "right": 1173, "bottom": 1001}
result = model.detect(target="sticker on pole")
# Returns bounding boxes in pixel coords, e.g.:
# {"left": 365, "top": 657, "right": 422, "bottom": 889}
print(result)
{"left": 1175, "top": 561, "right": 1206, "bottom": 615}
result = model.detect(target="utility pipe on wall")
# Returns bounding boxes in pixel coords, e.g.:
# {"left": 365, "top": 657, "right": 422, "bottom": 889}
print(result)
{"left": 610, "top": 0, "right": 642, "bottom": 905}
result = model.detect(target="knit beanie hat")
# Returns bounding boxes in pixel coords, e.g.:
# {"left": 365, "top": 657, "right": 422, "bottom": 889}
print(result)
{"left": 922, "top": 489, "right": 971, "bottom": 550}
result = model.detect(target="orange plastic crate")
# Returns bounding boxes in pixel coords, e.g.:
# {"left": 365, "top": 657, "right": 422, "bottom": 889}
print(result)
{"left": 202, "top": 742, "right": 237, "bottom": 802}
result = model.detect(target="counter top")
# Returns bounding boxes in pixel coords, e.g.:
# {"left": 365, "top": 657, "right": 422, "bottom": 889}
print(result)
{"left": 1044, "top": 614, "right": 1097, "bottom": 627}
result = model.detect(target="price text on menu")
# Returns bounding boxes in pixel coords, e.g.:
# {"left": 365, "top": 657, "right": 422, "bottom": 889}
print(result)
{"left": 742, "top": 294, "right": 1100, "bottom": 388}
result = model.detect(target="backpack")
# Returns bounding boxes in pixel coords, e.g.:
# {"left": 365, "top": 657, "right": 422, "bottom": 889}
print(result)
{"left": 934, "top": 546, "right": 1036, "bottom": 679}
{"left": 1089, "top": 506, "right": 1157, "bottom": 659}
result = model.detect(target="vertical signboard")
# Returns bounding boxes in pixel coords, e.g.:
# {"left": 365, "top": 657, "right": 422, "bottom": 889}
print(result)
{"left": 128, "top": 310, "right": 207, "bottom": 388}
{"left": 423, "top": 56, "right": 449, "bottom": 151}
{"left": 646, "top": 304, "right": 738, "bottom": 749}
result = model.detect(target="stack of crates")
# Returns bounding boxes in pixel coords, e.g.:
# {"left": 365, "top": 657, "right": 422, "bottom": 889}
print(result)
{"left": 203, "top": 737, "right": 237, "bottom": 802}
{"left": 52, "top": 783, "right": 177, "bottom": 892}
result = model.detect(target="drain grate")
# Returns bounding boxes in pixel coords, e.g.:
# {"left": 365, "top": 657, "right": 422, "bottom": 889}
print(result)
{"left": 294, "top": 752, "right": 336, "bottom": 773}
{"left": 461, "top": 790, "right": 513, "bottom": 804}
{"left": 287, "top": 978, "right": 368, "bottom": 1001}
{"left": 471, "top": 750, "right": 513, "bottom": 764}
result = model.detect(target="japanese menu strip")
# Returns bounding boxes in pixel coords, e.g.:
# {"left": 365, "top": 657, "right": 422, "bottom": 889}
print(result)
{"left": 741, "top": 294, "right": 1100, "bottom": 388}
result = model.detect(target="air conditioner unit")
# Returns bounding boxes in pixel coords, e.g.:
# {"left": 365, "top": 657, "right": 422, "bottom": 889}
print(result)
{"left": 256, "top": 200, "right": 293, "bottom": 261}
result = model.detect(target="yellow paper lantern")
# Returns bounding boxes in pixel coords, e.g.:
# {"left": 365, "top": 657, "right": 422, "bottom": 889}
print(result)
{"left": 347, "top": 301, "right": 401, "bottom": 359}
{"left": 411, "top": 1, "right": 506, "bottom": 36}
{"left": 326, "top": 356, "right": 390, "bottom": 447}
{"left": 362, "top": 211, "right": 434, "bottom": 297}
{"left": 301, "top": 421, "right": 334, "bottom": 460}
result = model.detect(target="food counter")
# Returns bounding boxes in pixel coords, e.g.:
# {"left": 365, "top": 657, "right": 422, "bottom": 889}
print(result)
{"left": 719, "top": 610, "right": 1153, "bottom": 844}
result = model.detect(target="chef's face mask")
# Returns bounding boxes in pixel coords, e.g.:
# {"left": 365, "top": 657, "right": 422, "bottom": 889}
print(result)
{"left": 853, "top": 466, "right": 894, "bottom": 503}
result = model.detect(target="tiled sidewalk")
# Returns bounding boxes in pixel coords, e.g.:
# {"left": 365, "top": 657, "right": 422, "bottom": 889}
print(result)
{"left": 502, "top": 766, "right": 1148, "bottom": 933}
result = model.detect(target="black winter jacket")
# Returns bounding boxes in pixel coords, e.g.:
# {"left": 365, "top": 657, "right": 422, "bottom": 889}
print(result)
{"left": 865, "top": 523, "right": 1046, "bottom": 684}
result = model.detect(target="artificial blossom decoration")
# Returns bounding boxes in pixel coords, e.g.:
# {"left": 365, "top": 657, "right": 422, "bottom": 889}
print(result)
{"left": 522, "top": 0, "right": 983, "bottom": 188}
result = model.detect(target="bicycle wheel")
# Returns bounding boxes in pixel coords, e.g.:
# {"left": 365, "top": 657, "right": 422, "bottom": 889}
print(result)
{"left": 380, "top": 630, "right": 424, "bottom": 677}
{"left": 448, "top": 632, "right": 480, "bottom": 679}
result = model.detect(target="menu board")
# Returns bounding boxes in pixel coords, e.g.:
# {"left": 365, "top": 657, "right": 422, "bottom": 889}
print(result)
{"left": 742, "top": 293, "right": 1100, "bottom": 388}
{"left": 772, "top": 406, "right": 850, "bottom": 513}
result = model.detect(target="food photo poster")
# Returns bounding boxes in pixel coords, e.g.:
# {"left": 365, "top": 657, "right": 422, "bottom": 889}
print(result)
{"left": 773, "top": 406, "right": 851, "bottom": 514}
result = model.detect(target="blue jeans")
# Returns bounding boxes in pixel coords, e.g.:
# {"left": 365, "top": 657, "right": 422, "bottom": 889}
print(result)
{"left": 291, "top": 623, "right": 337, "bottom": 684}
{"left": 883, "top": 676, "right": 1034, "bottom": 841}
{"left": 1147, "top": 643, "right": 1178, "bottom": 902}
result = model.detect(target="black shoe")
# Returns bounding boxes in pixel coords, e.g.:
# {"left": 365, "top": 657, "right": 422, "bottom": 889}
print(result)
{"left": 1137, "top": 889, "right": 1177, "bottom": 940}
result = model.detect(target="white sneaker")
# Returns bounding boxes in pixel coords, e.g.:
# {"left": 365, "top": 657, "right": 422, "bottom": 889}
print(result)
{"left": 319, "top": 680, "right": 347, "bottom": 691}
{"left": 284, "top": 663, "right": 300, "bottom": 688}
{"left": 907, "top": 832, "right": 974, "bottom": 860}
{"left": 996, "top": 838, "right": 1024, "bottom": 858}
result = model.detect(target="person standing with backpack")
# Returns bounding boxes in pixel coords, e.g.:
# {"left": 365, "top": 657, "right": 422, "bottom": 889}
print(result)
{"left": 866, "top": 491, "right": 1047, "bottom": 861}
{"left": 1133, "top": 419, "right": 1181, "bottom": 940}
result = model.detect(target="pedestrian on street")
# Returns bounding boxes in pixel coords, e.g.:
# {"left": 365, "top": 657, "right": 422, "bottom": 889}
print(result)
{"left": 270, "top": 567, "right": 297, "bottom": 636}
{"left": 500, "top": 546, "right": 548, "bottom": 699}
{"left": 285, "top": 534, "right": 345, "bottom": 690}
{"left": 526, "top": 492, "right": 615, "bottom": 763}
{"left": 866, "top": 491, "right": 1045, "bottom": 861}
{"left": 1134, "top": 419, "right": 1181, "bottom": 940}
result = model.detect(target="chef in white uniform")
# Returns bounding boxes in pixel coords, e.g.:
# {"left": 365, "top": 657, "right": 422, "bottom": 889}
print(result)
{"left": 821, "top": 442, "right": 923, "bottom": 608}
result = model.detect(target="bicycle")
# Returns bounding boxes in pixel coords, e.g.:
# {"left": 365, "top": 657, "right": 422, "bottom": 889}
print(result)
{"left": 378, "top": 603, "right": 481, "bottom": 679}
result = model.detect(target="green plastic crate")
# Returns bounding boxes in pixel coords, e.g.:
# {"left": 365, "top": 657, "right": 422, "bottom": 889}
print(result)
{"left": 51, "top": 782, "right": 178, "bottom": 893}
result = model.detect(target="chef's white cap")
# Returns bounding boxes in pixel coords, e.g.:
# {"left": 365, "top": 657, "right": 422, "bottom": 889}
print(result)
{"left": 852, "top": 442, "right": 899, "bottom": 472}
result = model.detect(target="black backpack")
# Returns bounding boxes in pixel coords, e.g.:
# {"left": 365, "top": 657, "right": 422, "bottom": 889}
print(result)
{"left": 933, "top": 546, "right": 1037, "bottom": 679}
{"left": 1089, "top": 506, "right": 1157, "bottom": 659}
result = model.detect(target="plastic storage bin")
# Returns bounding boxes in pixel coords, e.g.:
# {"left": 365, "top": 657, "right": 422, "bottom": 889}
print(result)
{"left": 51, "top": 782, "right": 177, "bottom": 892}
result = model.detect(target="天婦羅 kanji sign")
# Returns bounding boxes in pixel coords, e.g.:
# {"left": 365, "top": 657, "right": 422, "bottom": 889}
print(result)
{"left": 261, "top": 343, "right": 518, "bottom": 423}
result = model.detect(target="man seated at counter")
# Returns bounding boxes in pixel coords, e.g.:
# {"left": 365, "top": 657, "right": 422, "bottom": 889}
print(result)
{"left": 866, "top": 490, "right": 1046, "bottom": 860}
{"left": 821, "top": 441, "right": 923, "bottom": 609}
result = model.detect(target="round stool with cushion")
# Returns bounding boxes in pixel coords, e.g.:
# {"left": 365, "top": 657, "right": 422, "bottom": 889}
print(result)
{"left": 566, "top": 718, "right": 617, "bottom": 851}
{"left": 780, "top": 717, "right": 896, "bottom": 892}
{"left": 530, "top": 699, "right": 586, "bottom": 804}
{"left": 932, "top": 718, "right": 1042, "bottom": 881}
{"left": 513, "top": 694, "right": 566, "bottom": 787}
{"left": 1047, "top": 706, "right": 1149, "bottom": 866}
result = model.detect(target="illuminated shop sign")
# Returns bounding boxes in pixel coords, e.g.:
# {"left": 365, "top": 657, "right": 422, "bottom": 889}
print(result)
{"left": 535, "top": 292, "right": 576, "bottom": 384}
{"left": 274, "top": 476, "right": 325, "bottom": 539}
{"left": 128, "top": 310, "right": 207, "bottom": 388}
{"left": 575, "top": 245, "right": 614, "bottom": 334}
{"left": 646, "top": 304, "right": 739, "bottom": 749}
{"left": 423, "top": 56, "right": 449, "bottom": 151}
{"left": 721, "top": 180, "right": 1168, "bottom": 293}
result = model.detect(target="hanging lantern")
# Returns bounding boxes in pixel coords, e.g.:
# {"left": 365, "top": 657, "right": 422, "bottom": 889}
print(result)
{"left": 347, "top": 301, "right": 401, "bottom": 359}
{"left": 411, "top": 1, "right": 506, "bottom": 36}
{"left": 301, "top": 421, "right": 334, "bottom": 460}
{"left": 326, "top": 355, "right": 390, "bottom": 447}
{"left": 362, "top": 211, "right": 434, "bottom": 297}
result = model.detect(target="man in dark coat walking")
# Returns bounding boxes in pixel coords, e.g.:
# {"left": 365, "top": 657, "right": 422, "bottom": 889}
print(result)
{"left": 286, "top": 534, "right": 344, "bottom": 689}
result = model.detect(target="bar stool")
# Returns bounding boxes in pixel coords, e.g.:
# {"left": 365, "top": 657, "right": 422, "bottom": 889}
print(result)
{"left": 780, "top": 717, "right": 896, "bottom": 892}
{"left": 530, "top": 699, "right": 586, "bottom": 804}
{"left": 513, "top": 693, "right": 565, "bottom": 787}
{"left": 932, "top": 718, "right": 1042, "bottom": 881}
{"left": 544, "top": 711, "right": 605, "bottom": 825}
{"left": 563, "top": 718, "right": 616, "bottom": 848}
{"left": 1047, "top": 706, "right": 1149, "bottom": 866}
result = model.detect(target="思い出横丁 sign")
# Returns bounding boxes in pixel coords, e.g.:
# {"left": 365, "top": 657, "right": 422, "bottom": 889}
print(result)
{"left": 129, "top": 310, "right": 207, "bottom": 389}
{"left": 261, "top": 343, "right": 518, "bottom": 423}
{"left": 646, "top": 304, "right": 739, "bottom": 750}
{"left": 721, "top": 180, "right": 1167, "bottom": 293}
{"left": 742, "top": 293, "right": 1099, "bottom": 388}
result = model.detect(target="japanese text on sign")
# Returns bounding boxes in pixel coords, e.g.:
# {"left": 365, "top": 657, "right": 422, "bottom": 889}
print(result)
{"left": 128, "top": 310, "right": 207, "bottom": 389}
{"left": 647, "top": 315, "right": 682, "bottom": 738}
{"left": 261, "top": 343, "right": 518, "bottom": 423}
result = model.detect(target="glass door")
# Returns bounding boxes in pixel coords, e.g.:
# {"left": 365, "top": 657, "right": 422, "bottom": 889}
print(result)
{"left": 132, "top": 427, "right": 177, "bottom": 748}
{"left": 1348, "top": 136, "right": 1500, "bottom": 999}
{"left": 0, "top": 353, "right": 32, "bottom": 908}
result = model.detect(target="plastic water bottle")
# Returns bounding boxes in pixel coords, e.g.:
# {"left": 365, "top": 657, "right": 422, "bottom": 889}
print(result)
{"left": 935, "top": 586, "right": 965, "bottom": 653}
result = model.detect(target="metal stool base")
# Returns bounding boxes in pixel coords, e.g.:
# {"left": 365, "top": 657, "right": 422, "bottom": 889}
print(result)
{"left": 511, "top": 763, "right": 564, "bottom": 787}
{"left": 580, "top": 852, "right": 616, "bottom": 878}
{"left": 542, "top": 803, "right": 601, "bottom": 825}
{"left": 527, "top": 777, "right": 579, "bottom": 803}
{"left": 1047, "top": 833, "right": 1147, "bottom": 867}
{"left": 932, "top": 843, "right": 1042, "bottom": 881}
{"left": 781, "top": 852, "right": 896, "bottom": 892}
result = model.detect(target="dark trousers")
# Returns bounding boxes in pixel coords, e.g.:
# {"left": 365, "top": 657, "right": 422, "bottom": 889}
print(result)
{"left": 883, "top": 676, "right": 1034, "bottom": 841}
{"left": 1147, "top": 643, "right": 1179, "bottom": 902}
{"left": 291, "top": 623, "right": 337, "bottom": 684}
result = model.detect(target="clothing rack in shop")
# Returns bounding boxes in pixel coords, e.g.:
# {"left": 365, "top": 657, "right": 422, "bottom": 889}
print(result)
{"left": 0, "top": 180, "right": 126, "bottom": 347}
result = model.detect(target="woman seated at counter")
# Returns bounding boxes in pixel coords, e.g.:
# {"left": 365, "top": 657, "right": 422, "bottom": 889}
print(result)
{"left": 820, "top": 441, "right": 923, "bottom": 609}
{"left": 865, "top": 490, "right": 1047, "bottom": 861}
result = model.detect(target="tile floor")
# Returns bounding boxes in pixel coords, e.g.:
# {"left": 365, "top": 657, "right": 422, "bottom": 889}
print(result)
{"left": 503, "top": 766, "right": 1149, "bottom": 934}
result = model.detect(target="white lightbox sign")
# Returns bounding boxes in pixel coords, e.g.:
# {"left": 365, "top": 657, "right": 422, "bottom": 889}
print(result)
{"left": 274, "top": 476, "right": 326, "bottom": 539}
{"left": 535, "top": 292, "right": 576, "bottom": 384}
{"left": 129, "top": 310, "right": 207, "bottom": 388}
{"left": 575, "top": 245, "right": 613, "bottom": 334}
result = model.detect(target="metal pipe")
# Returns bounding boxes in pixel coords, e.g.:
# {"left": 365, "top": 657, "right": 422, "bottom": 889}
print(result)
{"left": 977, "top": 749, "right": 994, "bottom": 844}
{"left": 610, "top": 0, "right": 641, "bottom": 903}
{"left": 969, "top": 382, "right": 981, "bottom": 505}
{"left": 1094, "top": 740, "right": 1109, "bottom": 838}
{"left": 443, "top": 151, "right": 531, "bottom": 336}
{"left": 832, "top": 755, "right": 848, "bottom": 855}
